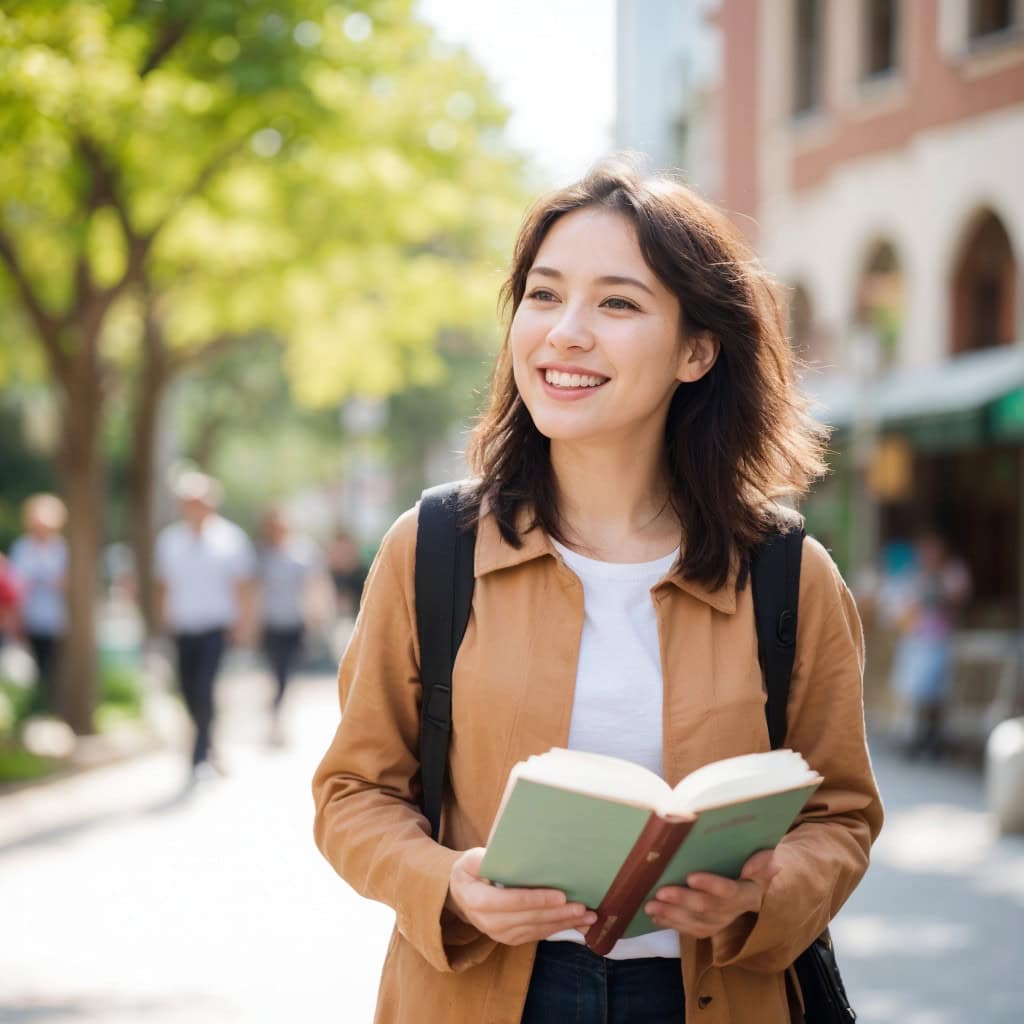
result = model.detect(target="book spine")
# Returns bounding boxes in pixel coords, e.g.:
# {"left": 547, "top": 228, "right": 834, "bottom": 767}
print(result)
{"left": 585, "top": 812, "right": 695, "bottom": 957}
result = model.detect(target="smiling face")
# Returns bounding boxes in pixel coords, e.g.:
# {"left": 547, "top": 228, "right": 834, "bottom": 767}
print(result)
{"left": 510, "top": 206, "right": 713, "bottom": 454}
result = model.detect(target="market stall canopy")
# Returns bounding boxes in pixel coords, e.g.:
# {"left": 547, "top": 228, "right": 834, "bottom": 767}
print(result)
{"left": 803, "top": 344, "right": 1024, "bottom": 450}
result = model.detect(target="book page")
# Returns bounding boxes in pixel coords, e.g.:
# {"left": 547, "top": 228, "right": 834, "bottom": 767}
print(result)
{"left": 511, "top": 748, "right": 671, "bottom": 810}
{"left": 663, "top": 749, "right": 820, "bottom": 816}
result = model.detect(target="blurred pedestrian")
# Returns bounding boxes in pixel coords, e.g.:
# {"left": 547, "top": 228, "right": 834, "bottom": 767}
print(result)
{"left": 889, "top": 529, "right": 971, "bottom": 759}
{"left": 8, "top": 494, "right": 68, "bottom": 713}
{"left": 155, "top": 472, "right": 256, "bottom": 782}
{"left": 258, "top": 505, "right": 324, "bottom": 745}
{"left": 325, "top": 528, "right": 367, "bottom": 618}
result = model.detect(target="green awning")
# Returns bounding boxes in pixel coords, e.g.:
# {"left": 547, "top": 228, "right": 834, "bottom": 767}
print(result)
{"left": 805, "top": 344, "right": 1024, "bottom": 448}
{"left": 990, "top": 387, "right": 1024, "bottom": 440}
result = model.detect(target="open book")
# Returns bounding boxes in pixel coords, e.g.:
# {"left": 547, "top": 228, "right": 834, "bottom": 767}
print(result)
{"left": 479, "top": 747, "right": 821, "bottom": 955}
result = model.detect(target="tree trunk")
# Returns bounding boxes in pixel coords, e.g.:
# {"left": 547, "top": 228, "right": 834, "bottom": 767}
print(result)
{"left": 57, "top": 375, "right": 104, "bottom": 735}
{"left": 131, "top": 355, "right": 168, "bottom": 640}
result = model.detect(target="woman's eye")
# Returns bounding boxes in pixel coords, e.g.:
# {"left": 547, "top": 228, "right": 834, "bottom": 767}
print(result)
{"left": 602, "top": 296, "right": 639, "bottom": 311}
{"left": 527, "top": 288, "right": 558, "bottom": 302}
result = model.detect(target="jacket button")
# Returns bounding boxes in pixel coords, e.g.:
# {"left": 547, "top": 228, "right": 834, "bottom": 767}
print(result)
{"left": 698, "top": 995, "right": 713, "bottom": 1009}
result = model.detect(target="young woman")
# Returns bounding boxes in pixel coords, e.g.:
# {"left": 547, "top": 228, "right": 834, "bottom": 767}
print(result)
{"left": 313, "top": 164, "right": 883, "bottom": 1023}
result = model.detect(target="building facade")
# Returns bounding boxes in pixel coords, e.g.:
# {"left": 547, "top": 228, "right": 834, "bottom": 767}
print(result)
{"left": 703, "top": 0, "right": 1024, "bottom": 626}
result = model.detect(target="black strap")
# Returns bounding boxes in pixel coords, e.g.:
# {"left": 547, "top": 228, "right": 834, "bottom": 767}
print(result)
{"left": 751, "top": 521, "right": 805, "bottom": 750}
{"left": 415, "top": 482, "right": 477, "bottom": 841}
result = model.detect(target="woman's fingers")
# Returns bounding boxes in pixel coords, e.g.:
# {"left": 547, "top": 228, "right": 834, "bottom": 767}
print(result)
{"left": 472, "top": 885, "right": 571, "bottom": 911}
{"left": 473, "top": 902, "right": 596, "bottom": 945}
{"left": 646, "top": 876, "right": 764, "bottom": 937}
{"left": 448, "top": 847, "right": 597, "bottom": 944}
{"left": 456, "top": 847, "right": 487, "bottom": 877}
{"left": 740, "top": 848, "right": 779, "bottom": 884}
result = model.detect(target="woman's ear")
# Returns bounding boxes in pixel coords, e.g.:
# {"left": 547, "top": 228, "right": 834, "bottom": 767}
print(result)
{"left": 676, "top": 329, "right": 719, "bottom": 383}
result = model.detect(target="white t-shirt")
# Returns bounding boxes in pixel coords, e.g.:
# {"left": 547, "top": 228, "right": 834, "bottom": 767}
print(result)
{"left": 545, "top": 539, "right": 682, "bottom": 960}
{"left": 155, "top": 516, "right": 255, "bottom": 633}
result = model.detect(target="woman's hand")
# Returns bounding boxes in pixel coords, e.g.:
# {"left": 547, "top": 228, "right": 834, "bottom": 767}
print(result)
{"left": 446, "top": 848, "right": 596, "bottom": 945}
{"left": 644, "top": 849, "right": 779, "bottom": 939}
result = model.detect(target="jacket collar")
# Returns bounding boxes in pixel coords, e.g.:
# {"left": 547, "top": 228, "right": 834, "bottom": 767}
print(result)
{"left": 474, "top": 507, "right": 739, "bottom": 615}
{"left": 475, "top": 506, "right": 557, "bottom": 576}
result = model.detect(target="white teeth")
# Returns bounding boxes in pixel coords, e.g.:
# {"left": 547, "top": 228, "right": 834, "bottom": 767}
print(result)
{"left": 544, "top": 369, "right": 607, "bottom": 389}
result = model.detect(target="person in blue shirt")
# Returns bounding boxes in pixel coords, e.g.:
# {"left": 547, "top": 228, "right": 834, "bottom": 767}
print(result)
{"left": 9, "top": 494, "right": 68, "bottom": 713}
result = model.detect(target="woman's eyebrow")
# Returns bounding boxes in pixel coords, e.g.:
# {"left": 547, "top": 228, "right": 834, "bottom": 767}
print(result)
{"left": 528, "top": 265, "right": 656, "bottom": 297}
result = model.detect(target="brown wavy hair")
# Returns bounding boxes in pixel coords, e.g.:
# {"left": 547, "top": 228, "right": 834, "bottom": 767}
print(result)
{"left": 463, "top": 161, "right": 828, "bottom": 591}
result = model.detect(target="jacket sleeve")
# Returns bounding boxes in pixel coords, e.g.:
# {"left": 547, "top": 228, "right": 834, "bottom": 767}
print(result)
{"left": 710, "top": 537, "right": 884, "bottom": 971}
{"left": 311, "top": 507, "right": 497, "bottom": 973}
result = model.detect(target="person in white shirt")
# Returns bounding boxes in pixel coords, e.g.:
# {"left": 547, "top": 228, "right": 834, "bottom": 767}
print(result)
{"left": 155, "top": 472, "right": 255, "bottom": 777}
{"left": 9, "top": 494, "right": 68, "bottom": 713}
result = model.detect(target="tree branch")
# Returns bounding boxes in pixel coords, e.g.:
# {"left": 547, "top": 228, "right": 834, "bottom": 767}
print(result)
{"left": 71, "top": 253, "right": 94, "bottom": 317}
{"left": 139, "top": 19, "right": 190, "bottom": 78}
{"left": 77, "top": 135, "right": 137, "bottom": 248}
{"left": 144, "top": 139, "right": 247, "bottom": 245}
{"left": 75, "top": 134, "right": 156, "bottom": 302}
{"left": 169, "top": 332, "right": 245, "bottom": 375}
{"left": 0, "top": 229, "right": 69, "bottom": 381}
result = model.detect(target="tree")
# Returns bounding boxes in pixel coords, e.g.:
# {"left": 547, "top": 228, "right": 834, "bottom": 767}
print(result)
{"left": 0, "top": 0, "right": 525, "bottom": 732}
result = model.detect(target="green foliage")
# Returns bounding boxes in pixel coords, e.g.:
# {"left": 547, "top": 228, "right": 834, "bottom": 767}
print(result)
{"left": 0, "top": 0, "right": 527, "bottom": 401}
{"left": 386, "top": 340, "right": 493, "bottom": 509}
{"left": 0, "top": 745, "right": 60, "bottom": 785}
{"left": 98, "top": 660, "right": 143, "bottom": 711}
{"left": 0, "top": 395, "right": 59, "bottom": 550}
{"left": 172, "top": 332, "right": 343, "bottom": 529}
{"left": 0, "top": 676, "right": 34, "bottom": 737}
{"left": 0, "top": 656, "right": 141, "bottom": 742}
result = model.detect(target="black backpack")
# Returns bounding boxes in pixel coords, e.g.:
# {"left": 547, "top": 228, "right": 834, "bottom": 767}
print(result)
{"left": 413, "top": 481, "right": 855, "bottom": 1023}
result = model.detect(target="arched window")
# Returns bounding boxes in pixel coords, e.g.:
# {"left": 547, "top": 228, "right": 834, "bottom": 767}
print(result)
{"left": 854, "top": 239, "right": 904, "bottom": 370}
{"left": 951, "top": 210, "right": 1018, "bottom": 354}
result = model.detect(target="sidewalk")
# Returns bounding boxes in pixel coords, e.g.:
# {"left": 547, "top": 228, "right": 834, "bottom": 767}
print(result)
{"left": 833, "top": 739, "right": 1024, "bottom": 1023}
{"left": 0, "top": 667, "right": 394, "bottom": 1024}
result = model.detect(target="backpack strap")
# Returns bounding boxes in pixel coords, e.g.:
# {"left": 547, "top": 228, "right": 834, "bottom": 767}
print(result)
{"left": 750, "top": 520, "right": 805, "bottom": 750}
{"left": 414, "top": 481, "right": 477, "bottom": 842}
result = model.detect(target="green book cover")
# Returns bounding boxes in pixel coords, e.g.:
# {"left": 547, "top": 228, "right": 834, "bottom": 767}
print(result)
{"left": 480, "top": 779, "right": 817, "bottom": 937}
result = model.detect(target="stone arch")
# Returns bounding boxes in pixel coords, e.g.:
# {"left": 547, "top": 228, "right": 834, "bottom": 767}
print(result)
{"left": 950, "top": 207, "right": 1018, "bottom": 355}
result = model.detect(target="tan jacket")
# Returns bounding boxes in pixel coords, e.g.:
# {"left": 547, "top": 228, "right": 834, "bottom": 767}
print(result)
{"left": 313, "top": 505, "right": 883, "bottom": 1023}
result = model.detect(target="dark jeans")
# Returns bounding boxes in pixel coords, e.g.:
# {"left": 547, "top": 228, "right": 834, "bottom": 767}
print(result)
{"left": 907, "top": 699, "right": 947, "bottom": 759}
{"left": 26, "top": 631, "right": 61, "bottom": 714}
{"left": 521, "top": 941, "right": 685, "bottom": 1023}
{"left": 174, "top": 628, "right": 226, "bottom": 766}
{"left": 263, "top": 625, "right": 303, "bottom": 709}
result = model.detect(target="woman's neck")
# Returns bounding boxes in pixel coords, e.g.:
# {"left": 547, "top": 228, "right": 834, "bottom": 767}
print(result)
{"left": 550, "top": 441, "right": 680, "bottom": 563}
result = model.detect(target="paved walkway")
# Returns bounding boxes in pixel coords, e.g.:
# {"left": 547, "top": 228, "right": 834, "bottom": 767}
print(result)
{"left": 0, "top": 667, "right": 393, "bottom": 1024}
{"left": 1, "top": 666, "right": 1022, "bottom": 1023}
{"left": 832, "top": 739, "right": 1024, "bottom": 1024}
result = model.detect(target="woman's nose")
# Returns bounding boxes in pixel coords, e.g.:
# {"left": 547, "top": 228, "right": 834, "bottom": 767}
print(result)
{"left": 546, "top": 307, "right": 594, "bottom": 351}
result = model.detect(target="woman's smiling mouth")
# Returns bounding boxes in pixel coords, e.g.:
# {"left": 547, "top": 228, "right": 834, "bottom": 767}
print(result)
{"left": 540, "top": 368, "right": 611, "bottom": 397}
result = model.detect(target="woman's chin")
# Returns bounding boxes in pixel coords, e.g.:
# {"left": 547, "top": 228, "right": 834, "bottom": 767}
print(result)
{"left": 524, "top": 405, "right": 585, "bottom": 439}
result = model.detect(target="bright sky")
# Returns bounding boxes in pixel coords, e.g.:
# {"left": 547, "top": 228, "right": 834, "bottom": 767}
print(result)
{"left": 416, "top": 0, "right": 617, "bottom": 187}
